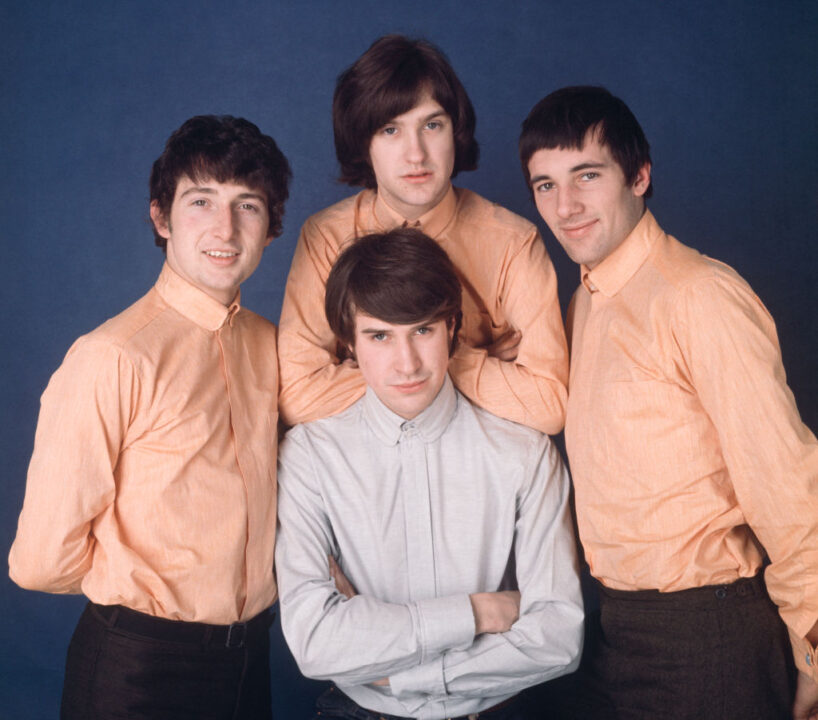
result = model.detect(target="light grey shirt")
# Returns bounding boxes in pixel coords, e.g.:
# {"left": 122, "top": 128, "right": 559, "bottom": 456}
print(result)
{"left": 276, "top": 376, "right": 583, "bottom": 719}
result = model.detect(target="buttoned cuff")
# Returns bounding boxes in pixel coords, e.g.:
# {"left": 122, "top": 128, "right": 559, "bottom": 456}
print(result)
{"left": 412, "top": 593, "right": 475, "bottom": 659}
{"left": 789, "top": 627, "right": 818, "bottom": 682}
{"left": 390, "top": 655, "right": 446, "bottom": 700}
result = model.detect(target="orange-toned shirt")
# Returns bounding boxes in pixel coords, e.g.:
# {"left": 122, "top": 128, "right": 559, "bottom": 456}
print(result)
{"left": 9, "top": 264, "right": 279, "bottom": 625}
{"left": 565, "top": 210, "right": 818, "bottom": 677}
{"left": 277, "top": 186, "right": 568, "bottom": 434}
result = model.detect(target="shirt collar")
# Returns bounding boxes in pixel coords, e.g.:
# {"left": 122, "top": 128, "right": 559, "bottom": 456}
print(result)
{"left": 370, "top": 184, "right": 458, "bottom": 239}
{"left": 154, "top": 262, "right": 240, "bottom": 331}
{"left": 363, "top": 374, "right": 458, "bottom": 446}
{"left": 581, "top": 209, "right": 662, "bottom": 297}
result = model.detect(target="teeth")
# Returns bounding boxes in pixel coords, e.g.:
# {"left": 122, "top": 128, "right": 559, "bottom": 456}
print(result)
{"left": 205, "top": 251, "right": 238, "bottom": 258}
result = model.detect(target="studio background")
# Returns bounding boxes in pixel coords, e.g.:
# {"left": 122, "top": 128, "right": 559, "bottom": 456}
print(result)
{"left": 2, "top": 1, "right": 816, "bottom": 717}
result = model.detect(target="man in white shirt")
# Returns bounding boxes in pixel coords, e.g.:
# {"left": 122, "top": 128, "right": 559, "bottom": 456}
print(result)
{"left": 275, "top": 227, "right": 583, "bottom": 720}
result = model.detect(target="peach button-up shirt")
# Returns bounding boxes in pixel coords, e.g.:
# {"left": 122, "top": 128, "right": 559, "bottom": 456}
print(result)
{"left": 277, "top": 186, "right": 568, "bottom": 434}
{"left": 565, "top": 210, "right": 818, "bottom": 676}
{"left": 9, "top": 264, "right": 279, "bottom": 624}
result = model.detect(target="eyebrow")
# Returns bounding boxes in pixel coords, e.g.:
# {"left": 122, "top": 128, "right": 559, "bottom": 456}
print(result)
{"left": 178, "top": 186, "right": 266, "bottom": 201}
{"left": 359, "top": 319, "right": 434, "bottom": 335}
{"left": 529, "top": 161, "right": 608, "bottom": 187}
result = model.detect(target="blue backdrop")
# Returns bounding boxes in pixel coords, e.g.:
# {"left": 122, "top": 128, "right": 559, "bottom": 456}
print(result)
{"left": 2, "top": 1, "right": 816, "bottom": 717}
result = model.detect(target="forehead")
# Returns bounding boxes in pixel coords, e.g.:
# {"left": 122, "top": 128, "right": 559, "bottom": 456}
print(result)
{"left": 387, "top": 92, "right": 448, "bottom": 124}
{"left": 172, "top": 174, "right": 267, "bottom": 201}
{"left": 528, "top": 132, "right": 619, "bottom": 174}
{"left": 353, "top": 311, "right": 441, "bottom": 333}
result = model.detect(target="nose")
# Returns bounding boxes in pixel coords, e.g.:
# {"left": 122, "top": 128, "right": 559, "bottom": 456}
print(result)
{"left": 556, "top": 186, "right": 582, "bottom": 219}
{"left": 213, "top": 205, "right": 236, "bottom": 240}
{"left": 404, "top": 129, "right": 427, "bottom": 165}
{"left": 395, "top": 337, "right": 422, "bottom": 376}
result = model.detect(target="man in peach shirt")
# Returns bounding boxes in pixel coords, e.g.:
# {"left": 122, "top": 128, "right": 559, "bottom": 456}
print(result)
{"left": 520, "top": 86, "right": 818, "bottom": 719}
{"left": 277, "top": 34, "right": 568, "bottom": 434}
{"left": 9, "top": 116, "right": 291, "bottom": 719}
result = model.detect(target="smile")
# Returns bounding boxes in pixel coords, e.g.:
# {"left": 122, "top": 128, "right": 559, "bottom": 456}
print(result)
{"left": 393, "top": 379, "right": 428, "bottom": 393}
{"left": 204, "top": 250, "right": 239, "bottom": 258}
{"left": 561, "top": 220, "right": 597, "bottom": 237}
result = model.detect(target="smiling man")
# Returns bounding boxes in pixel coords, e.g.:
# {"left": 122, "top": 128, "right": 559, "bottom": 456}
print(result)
{"left": 519, "top": 86, "right": 818, "bottom": 719}
{"left": 277, "top": 34, "right": 568, "bottom": 435}
{"left": 275, "top": 228, "right": 583, "bottom": 720}
{"left": 9, "top": 115, "right": 291, "bottom": 720}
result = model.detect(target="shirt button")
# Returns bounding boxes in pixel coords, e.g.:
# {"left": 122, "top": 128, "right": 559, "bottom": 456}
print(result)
{"left": 715, "top": 587, "right": 728, "bottom": 599}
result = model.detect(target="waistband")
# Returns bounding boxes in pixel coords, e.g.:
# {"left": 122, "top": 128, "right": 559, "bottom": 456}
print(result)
{"left": 88, "top": 601, "right": 273, "bottom": 649}
{"left": 598, "top": 573, "right": 768, "bottom": 609}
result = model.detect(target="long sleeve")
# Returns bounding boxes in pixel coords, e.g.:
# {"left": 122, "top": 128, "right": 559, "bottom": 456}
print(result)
{"left": 277, "top": 218, "right": 367, "bottom": 426}
{"left": 447, "top": 227, "right": 568, "bottom": 435}
{"left": 9, "top": 339, "right": 134, "bottom": 593}
{"left": 388, "top": 437, "right": 584, "bottom": 711}
{"left": 275, "top": 429, "right": 476, "bottom": 686}
{"left": 674, "top": 272, "right": 818, "bottom": 675}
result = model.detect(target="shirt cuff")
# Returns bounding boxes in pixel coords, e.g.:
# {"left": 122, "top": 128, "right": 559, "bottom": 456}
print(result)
{"left": 789, "top": 627, "right": 818, "bottom": 682}
{"left": 412, "top": 593, "right": 475, "bottom": 659}
{"left": 390, "top": 655, "right": 446, "bottom": 700}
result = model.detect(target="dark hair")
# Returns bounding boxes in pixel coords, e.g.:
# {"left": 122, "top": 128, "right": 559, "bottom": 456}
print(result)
{"left": 519, "top": 86, "right": 652, "bottom": 198}
{"left": 333, "top": 34, "right": 479, "bottom": 188}
{"left": 149, "top": 115, "right": 292, "bottom": 249}
{"left": 325, "top": 227, "right": 462, "bottom": 356}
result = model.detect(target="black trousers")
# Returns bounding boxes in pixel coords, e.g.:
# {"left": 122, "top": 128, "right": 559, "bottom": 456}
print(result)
{"left": 566, "top": 574, "right": 796, "bottom": 720}
{"left": 61, "top": 601, "right": 273, "bottom": 720}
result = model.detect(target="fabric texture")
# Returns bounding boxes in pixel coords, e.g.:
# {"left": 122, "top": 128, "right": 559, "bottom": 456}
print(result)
{"left": 276, "top": 376, "right": 583, "bottom": 720}
{"left": 9, "top": 263, "right": 279, "bottom": 624}
{"left": 61, "top": 602, "right": 273, "bottom": 720}
{"left": 564, "top": 210, "right": 818, "bottom": 678}
{"left": 570, "top": 576, "right": 795, "bottom": 720}
{"left": 277, "top": 186, "right": 568, "bottom": 434}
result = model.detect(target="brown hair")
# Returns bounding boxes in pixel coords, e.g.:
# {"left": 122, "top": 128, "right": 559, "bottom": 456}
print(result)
{"left": 333, "top": 34, "right": 479, "bottom": 189}
{"left": 149, "top": 115, "right": 291, "bottom": 249}
{"left": 520, "top": 86, "right": 653, "bottom": 198}
{"left": 325, "top": 227, "right": 462, "bottom": 355}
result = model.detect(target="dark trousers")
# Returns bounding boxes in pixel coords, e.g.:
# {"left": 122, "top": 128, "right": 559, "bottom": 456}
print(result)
{"left": 313, "top": 685, "right": 527, "bottom": 720}
{"left": 61, "top": 601, "right": 273, "bottom": 720}
{"left": 566, "top": 574, "right": 796, "bottom": 720}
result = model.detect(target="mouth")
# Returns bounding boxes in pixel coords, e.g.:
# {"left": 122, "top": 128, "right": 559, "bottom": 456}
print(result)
{"left": 402, "top": 171, "right": 433, "bottom": 183}
{"left": 560, "top": 219, "right": 597, "bottom": 238}
{"left": 204, "top": 250, "right": 239, "bottom": 258}
{"left": 392, "top": 379, "right": 428, "bottom": 393}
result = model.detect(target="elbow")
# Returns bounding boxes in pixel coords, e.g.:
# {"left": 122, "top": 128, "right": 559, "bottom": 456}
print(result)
{"left": 8, "top": 542, "right": 87, "bottom": 594}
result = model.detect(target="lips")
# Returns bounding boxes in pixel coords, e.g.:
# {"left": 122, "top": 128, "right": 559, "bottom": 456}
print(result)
{"left": 560, "top": 219, "right": 597, "bottom": 238}
{"left": 392, "top": 379, "right": 428, "bottom": 393}
{"left": 402, "top": 171, "right": 433, "bottom": 183}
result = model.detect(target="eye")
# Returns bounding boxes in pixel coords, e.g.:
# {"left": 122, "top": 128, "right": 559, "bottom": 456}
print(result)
{"left": 381, "top": 126, "right": 398, "bottom": 136}
{"left": 191, "top": 198, "right": 208, "bottom": 206}
{"left": 372, "top": 332, "right": 387, "bottom": 341}
{"left": 238, "top": 202, "right": 259, "bottom": 212}
{"left": 416, "top": 326, "right": 432, "bottom": 335}
{"left": 580, "top": 172, "right": 599, "bottom": 181}
{"left": 425, "top": 120, "right": 442, "bottom": 130}
{"left": 534, "top": 182, "right": 554, "bottom": 193}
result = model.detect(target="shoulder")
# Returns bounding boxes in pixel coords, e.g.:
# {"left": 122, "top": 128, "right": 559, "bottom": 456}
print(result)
{"left": 67, "top": 288, "right": 166, "bottom": 364}
{"left": 454, "top": 187, "right": 538, "bottom": 243}
{"left": 235, "top": 308, "right": 277, "bottom": 341}
{"left": 280, "top": 401, "right": 363, "bottom": 461}
{"left": 302, "top": 191, "right": 368, "bottom": 236}
{"left": 455, "top": 394, "right": 550, "bottom": 462}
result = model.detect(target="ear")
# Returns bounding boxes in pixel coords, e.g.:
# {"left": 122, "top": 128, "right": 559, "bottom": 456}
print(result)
{"left": 150, "top": 201, "right": 171, "bottom": 240}
{"left": 632, "top": 162, "right": 652, "bottom": 198}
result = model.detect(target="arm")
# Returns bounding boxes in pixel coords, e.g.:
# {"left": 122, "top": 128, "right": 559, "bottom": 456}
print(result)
{"left": 277, "top": 219, "right": 366, "bottom": 426}
{"left": 387, "top": 437, "right": 584, "bottom": 710}
{"left": 275, "top": 431, "right": 476, "bottom": 686}
{"left": 674, "top": 274, "right": 818, "bottom": 682}
{"left": 447, "top": 229, "right": 568, "bottom": 434}
{"left": 9, "top": 340, "right": 133, "bottom": 592}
